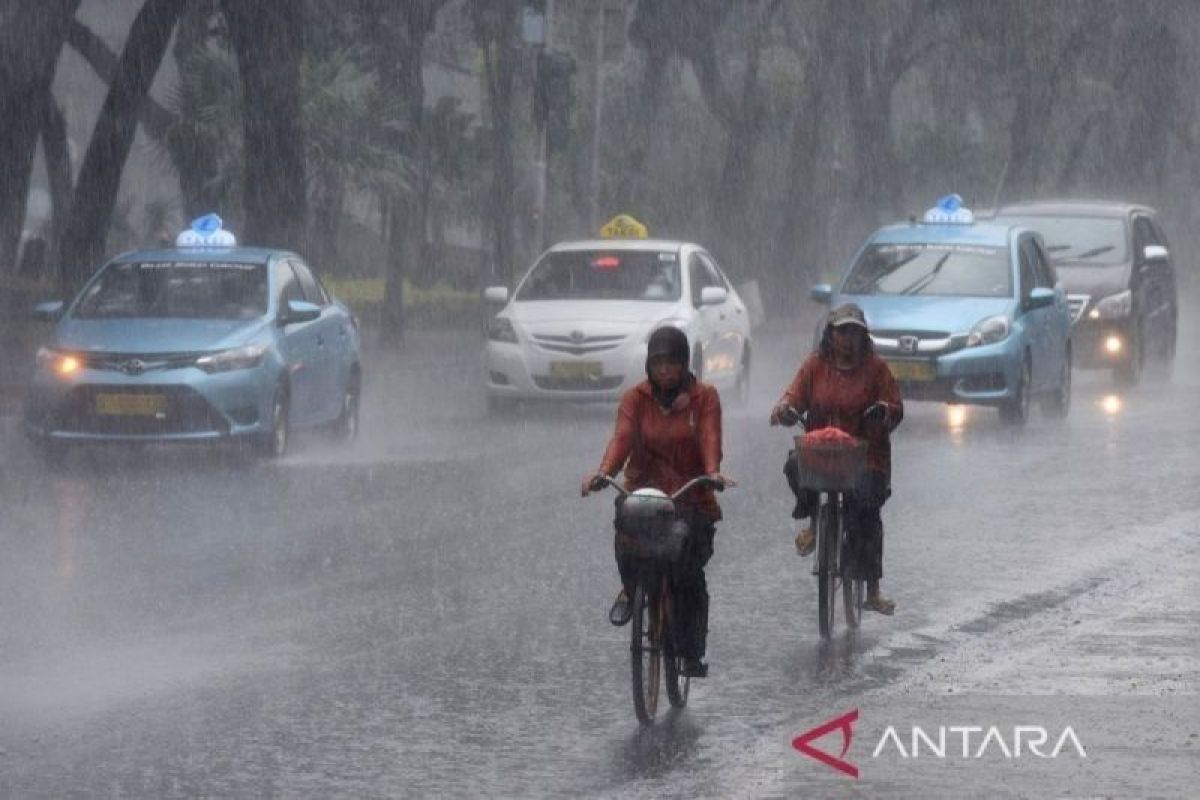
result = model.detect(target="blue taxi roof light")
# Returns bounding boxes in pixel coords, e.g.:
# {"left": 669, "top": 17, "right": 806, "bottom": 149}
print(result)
{"left": 177, "top": 213, "right": 237, "bottom": 247}
{"left": 922, "top": 193, "right": 974, "bottom": 225}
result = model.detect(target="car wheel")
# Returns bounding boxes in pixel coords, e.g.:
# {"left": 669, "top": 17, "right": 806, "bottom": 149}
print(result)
{"left": 691, "top": 346, "right": 703, "bottom": 381}
{"left": 999, "top": 357, "right": 1031, "bottom": 427}
{"left": 486, "top": 393, "right": 516, "bottom": 416}
{"left": 1114, "top": 321, "right": 1143, "bottom": 386}
{"left": 333, "top": 370, "right": 360, "bottom": 444}
{"left": 731, "top": 347, "right": 751, "bottom": 409}
{"left": 1040, "top": 348, "right": 1071, "bottom": 419}
{"left": 257, "top": 386, "right": 289, "bottom": 458}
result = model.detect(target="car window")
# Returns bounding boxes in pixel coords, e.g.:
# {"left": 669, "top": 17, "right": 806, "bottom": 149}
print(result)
{"left": 698, "top": 252, "right": 731, "bottom": 292}
{"left": 290, "top": 259, "right": 329, "bottom": 306}
{"left": 997, "top": 215, "right": 1128, "bottom": 265}
{"left": 843, "top": 243, "right": 1012, "bottom": 297}
{"left": 1032, "top": 240, "right": 1058, "bottom": 288}
{"left": 1018, "top": 242, "right": 1036, "bottom": 300}
{"left": 273, "top": 259, "right": 305, "bottom": 308}
{"left": 1133, "top": 216, "right": 1158, "bottom": 260}
{"left": 73, "top": 260, "right": 268, "bottom": 320}
{"left": 515, "top": 249, "right": 681, "bottom": 301}
{"left": 689, "top": 253, "right": 722, "bottom": 307}
{"left": 1023, "top": 239, "right": 1054, "bottom": 289}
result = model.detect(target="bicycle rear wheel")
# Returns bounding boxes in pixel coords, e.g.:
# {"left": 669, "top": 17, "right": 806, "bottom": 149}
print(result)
{"left": 843, "top": 574, "right": 864, "bottom": 629}
{"left": 662, "top": 577, "right": 690, "bottom": 708}
{"left": 817, "top": 502, "right": 838, "bottom": 639}
{"left": 630, "top": 582, "right": 662, "bottom": 724}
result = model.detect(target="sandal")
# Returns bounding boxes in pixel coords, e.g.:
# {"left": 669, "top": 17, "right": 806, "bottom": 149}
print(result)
{"left": 863, "top": 594, "right": 896, "bottom": 615}
{"left": 609, "top": 589, "right": 632, "bottom": 626}
{"left": 794, "top": 527, "right": 815, "bottom": 557}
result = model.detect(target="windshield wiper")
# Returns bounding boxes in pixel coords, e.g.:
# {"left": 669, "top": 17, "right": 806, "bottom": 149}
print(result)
{"left": 898, "top": 251, "right": 952, "bottom": 295}
{"left": 1068, "top": 245, "right": 1114, "bottom": 260}
{"left": 1045, "top": 244, "right": 1070, "bottom": 252}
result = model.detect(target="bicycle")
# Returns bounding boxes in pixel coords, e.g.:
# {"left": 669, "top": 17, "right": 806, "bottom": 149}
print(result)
{"left": 594, "top": 474, "right": 724, "bottom": 725}
{"left": 782, "top": 406, "right": 879, "bottom": 638}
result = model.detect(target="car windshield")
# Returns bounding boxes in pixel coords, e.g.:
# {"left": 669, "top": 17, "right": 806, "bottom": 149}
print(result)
{"left": 73, "top": 261, "right": 268, "bottom": 320}
{"left": 997, "top": 216, "right": 1128, "bottom": 265}
{"left": 843, "top": 243, "right": 1012, "bottom": 297}
{"left": 515, "top": 249, "right": 681, "bottom": 302}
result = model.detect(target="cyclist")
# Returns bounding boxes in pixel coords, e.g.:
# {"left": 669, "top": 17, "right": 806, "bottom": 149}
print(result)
{"left": 769, "top": 303, "right": 903, "bottom": 614}
{"left": 581, "top": 326, "right": 735, "bottom": 678}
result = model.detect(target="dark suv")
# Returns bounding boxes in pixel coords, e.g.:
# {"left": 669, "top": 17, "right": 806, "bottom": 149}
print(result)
{"left": 993, "top": 201, "right": 1177, "bottom": 384}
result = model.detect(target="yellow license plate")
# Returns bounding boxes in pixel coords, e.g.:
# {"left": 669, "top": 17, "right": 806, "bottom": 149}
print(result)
{"left": 95, "top": 393, "right": 167, "bottom": 416}
{"left": 549, "top": 361, "right": 602, "bottom": 381}
{"left": 885, "top": 360, "right": 936, "bottom": 382}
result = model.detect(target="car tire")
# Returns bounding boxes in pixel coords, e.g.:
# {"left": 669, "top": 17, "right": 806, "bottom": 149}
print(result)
{"left": 333, "top": 369, "right": 360, "bottom": 444}
{"left": 730, "top": 347, "right": 751, "bottom": 409}
{"left": 486, "top": 393, "right": 516, "bottom": 416}
{"left": 257, "top": 385, "right": 289, "bottom": 458}
{"left": 691, "top": 345, "right": 703, "bottom": 381}
{"left": 999, "top": 357, "right": 1031, "bottom": 427}
{"left": 1040, "top": 348, "right": 1071, "bottom": 419}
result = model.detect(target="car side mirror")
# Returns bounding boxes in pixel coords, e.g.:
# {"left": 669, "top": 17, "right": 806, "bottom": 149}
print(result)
{"left": 810, "top": 283, "right": 833, "bottom": 304}
{"left": 484, "top": 286, "right": 509, "bottom": 305}
{"left": 1143, "top": 244, "right": 1169, "bottom": 263}
{"left": 280, "top": 299, "right": 321, "bottom": 325}
{"left": 1025, "top": 287, "right": 1056, "bottom": 311}
{"left": 700, "top": 286, "right": 728, "bottom": 306}
{"left": 32, "top": 300, "right": 64, "bottom": 322}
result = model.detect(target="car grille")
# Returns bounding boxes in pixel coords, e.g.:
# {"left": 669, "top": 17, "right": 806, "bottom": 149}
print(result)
{"left": 76, "top": 351, "right": 204, "bottom": 375}
{"left": 532, "top": 375, "right": 624, "bottom": 392}
{"left": 54, "top": 385, "right": 230, "bottom": 436}
{"left": 531, "top": 333, "right": 626, "bottom": 356}
{"left": 1066, "top": 295, "right": 1089, "bottom": 325}
{"left": 871, "top": 329, "right": 963, "bottom": 355}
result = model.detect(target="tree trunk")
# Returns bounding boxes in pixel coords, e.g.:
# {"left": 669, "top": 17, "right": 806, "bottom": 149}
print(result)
{"left": 223, "top": 0, "right": 307, "bottom": 251}
{"left": 40, "top": 93, "right": 72, "bottom": 272}
{"left": 0, "top": 0, "right": 80, "bottom": 272}
{"left": 59, "top": 0, "right": 186, "bottom": 292}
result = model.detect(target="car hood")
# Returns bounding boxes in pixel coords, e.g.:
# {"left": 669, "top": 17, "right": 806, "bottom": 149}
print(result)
{"left": 53, "top": 318, "right": 269, "bottom": 354}
{"left": 1052, "top": 263, "right": 1131, "bottom": 299}
{"left": 838, "top": 294, "right": 1016, "bottom": 334}
{"left": 507, "top": 299, "right": 682, "bottom": 327}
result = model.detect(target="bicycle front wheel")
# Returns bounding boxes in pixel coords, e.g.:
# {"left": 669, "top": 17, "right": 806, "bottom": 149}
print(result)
{"left": 630, "top": 582, "right": 662, "bottom": 724}
{"left": 817, "top": 502, "right": 838, "bottom": 639}
{"left": 662, "top": 577, "right": 690, "bottom": 709}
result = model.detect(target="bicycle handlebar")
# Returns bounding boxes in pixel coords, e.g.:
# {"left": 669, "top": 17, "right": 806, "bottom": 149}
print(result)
{"left": 593, "top": 473, "right": 725, "bottom": 500}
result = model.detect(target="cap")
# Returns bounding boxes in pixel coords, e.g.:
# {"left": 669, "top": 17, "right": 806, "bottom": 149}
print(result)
{"left": 827, "top": 303, "right": 869, "bottom": 330}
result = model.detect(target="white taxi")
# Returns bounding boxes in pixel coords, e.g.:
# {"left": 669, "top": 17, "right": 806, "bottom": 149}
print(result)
{"left": 483, "top": 217, "right": 752, "bottom": 411}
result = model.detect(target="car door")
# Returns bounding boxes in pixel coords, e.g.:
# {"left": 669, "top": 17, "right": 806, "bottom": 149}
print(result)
{"left": 272, "top": 259, "right": 322, "bottom": 424}
{"left": 1017, "top": 237, "right": 1050, "bottom": 388}
{"left": 698, "top": 251, "right": 748, "bottom": 378}
{"left": 1031, "top": 237, "right": 1070, "bottom": 381}
{"left": 687, "top": 252, "right": 721, "bottom": 377}
{"left": 289, "top": 258, "right": 342, "bottom": 420}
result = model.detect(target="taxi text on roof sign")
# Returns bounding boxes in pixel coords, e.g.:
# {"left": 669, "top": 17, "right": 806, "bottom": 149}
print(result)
{"left": 922, "top": 194, "right": 974, "bottom": 225}
{"left": 599, "top": 214, "right": 649, "bottom": 239}
{"left": 176, "top": 213, "right": 237, "bottom": 247}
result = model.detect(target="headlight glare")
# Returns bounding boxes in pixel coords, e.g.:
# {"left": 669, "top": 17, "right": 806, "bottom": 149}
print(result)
{"left": 195, "top": 344, "right": 268, "bottom": 373}
{"left": 966, "top": 315, "right": 1010, "bottom": 347}
{"left": 486, "top": 316, "right": 518, "bottom": 343}
{"left": 38, "top": 347, "right": 81, "bottom": 376}
{"left": 1092, "top": 289, "right": 1132, "bottom": 320}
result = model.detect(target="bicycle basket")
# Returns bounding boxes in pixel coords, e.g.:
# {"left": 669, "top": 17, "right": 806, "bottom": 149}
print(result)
{"left": 615, "top": 489, "right": 688, "bottom": 563}
{"left": 792, "top": 430, "right": 867, "bottom": 491}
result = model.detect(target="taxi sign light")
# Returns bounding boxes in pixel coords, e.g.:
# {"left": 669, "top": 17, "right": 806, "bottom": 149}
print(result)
{"left": 922, "top": 194, "right": 974, "bottom": 225}
{"left": 599, "top": 214, "right": 648, "bottom": 239}
{"left": 592, "top": 255, "right": 621, "bottom": 270}
{"left": 177, "top": 213, "right": 237, "bottom": 247}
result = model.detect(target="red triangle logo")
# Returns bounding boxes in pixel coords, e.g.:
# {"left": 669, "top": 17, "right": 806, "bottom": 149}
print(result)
{"left": 792, "top": 708, "right": 859, "bottom": 779}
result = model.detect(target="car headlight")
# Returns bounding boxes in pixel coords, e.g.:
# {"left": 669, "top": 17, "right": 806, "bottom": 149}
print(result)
{"left": 195, "top": 344, "right": 268, "bottom": 373}
{"left": 966, "top": 315, "right": 1010, "bottom": 347}
{"left": 1088, "top": 289, "right": 1131, "bottom": 320}
{"left": 37, "top": 347, "right": 81, "bottom": 376}
{"left": 486, "top": 316, "right": 518, "bottom": 343}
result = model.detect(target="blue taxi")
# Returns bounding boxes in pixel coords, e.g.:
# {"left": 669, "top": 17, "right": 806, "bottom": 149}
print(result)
{"left": 24, "top": 215, "right": 362, "bottom": 458}
{"left": 811, "top": 196, "right": 1073, "bottom": 425}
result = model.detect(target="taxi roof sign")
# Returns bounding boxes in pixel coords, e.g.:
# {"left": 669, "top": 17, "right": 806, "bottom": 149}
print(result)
{"left": 599, "top": 214, "right": 649, "bottom": 239}
{"left": 922, "top": 194, "right": 974, "bottom": 225}
{"left": 177, "top": 213, "right": 237, "bottom": 247}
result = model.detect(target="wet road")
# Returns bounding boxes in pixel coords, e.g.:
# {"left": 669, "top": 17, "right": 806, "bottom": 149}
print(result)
{"left": 1, "top": 313, "right": 1197, "bottom": 797}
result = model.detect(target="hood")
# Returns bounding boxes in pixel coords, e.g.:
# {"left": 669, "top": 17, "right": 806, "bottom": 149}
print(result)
{"left": 1051, "top": 263, "right": 1131, "bottom": 299}
{"left": 507, "top": 299, "right": 683, "bottom": 327}
{"left": 53, "top": 317, "right": 268, "bottom": 354}
{"left": 840, "top": 293, "right": 1016, "bottom": 334}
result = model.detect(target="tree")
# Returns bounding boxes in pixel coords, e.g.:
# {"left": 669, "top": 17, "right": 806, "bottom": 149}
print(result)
{"left": 222, "top": 0, "right": 308, "bottom": 251}
{"left": 0, "top": 0, "right": 81, "bottom": 272}
{"left": 59, "top": 0, "right": 188, "bottom": 290}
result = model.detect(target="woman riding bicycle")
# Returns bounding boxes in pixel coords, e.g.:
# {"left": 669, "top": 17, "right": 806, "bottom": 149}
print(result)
{"left": 769, "top": 303, "right": 903, "bottom": 615}
{"left": 581, "top": 326, "right": 735, "bottom": 678}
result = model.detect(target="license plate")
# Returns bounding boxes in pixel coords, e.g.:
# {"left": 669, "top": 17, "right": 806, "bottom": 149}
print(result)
{"left": 95, "top": 393, "right": 167, "bottom": 416}
{"left": 549, "top": 361, "right": 602, "bottom": 381}
{"left": 885, "top": 360, "right": 935, "bottom": 382}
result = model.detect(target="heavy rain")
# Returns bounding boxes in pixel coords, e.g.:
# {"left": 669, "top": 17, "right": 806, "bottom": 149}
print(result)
{"left": 0, "top": 1, "right": 1197, "bottom": 797}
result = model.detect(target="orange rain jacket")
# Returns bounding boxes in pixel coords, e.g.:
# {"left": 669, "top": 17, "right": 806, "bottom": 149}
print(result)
{"left": 598, "top": 379, "right": 723, "bottom": 519}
